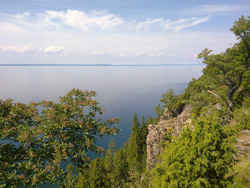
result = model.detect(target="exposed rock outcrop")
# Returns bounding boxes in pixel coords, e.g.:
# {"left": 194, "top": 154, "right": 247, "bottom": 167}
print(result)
{"left": 146, "top": 105, "right": 192, "bottom": 168}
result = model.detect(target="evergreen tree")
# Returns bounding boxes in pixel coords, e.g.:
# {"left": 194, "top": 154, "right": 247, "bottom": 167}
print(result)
{"left": 152, "top": 111, "right": 236, "bottom": 188}
{"left": 104, "top": 138, "right": 117, "bottom": 187}
{"left": 104, "top": 138, "right": 117, "bottom": 173}
{"left": 88, "top": 158, "right": 108, "bottom": 188}
{"left": 127, "top": 113, "right": 142, "bottom": 172}
{"left": 140, "top": 116, "right": 148, "bottom": 144}
{"left": 112, "top": 148, "right": 129, "bottom": 187}
{"left": 140, "top": 116, "right": 149, "bottom": 169}
{"left": 77, "top": 163, "right": 90, "bottom": 188}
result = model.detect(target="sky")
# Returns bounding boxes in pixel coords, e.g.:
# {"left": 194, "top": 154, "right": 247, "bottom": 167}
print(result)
{"left": 0, "top": 0, "right": 249, "bottom": 65}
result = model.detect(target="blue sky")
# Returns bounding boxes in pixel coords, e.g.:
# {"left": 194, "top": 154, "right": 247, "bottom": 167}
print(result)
{"left": 0, "top": 0, "right": 249, "bottom": 64}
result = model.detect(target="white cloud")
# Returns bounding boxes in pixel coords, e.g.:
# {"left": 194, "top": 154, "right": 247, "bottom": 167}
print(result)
{"left": 165, "top": 17, "right": 210, "bottom": 32}
{"left": 0, "top": 45, "right": 33, "bottom": 53}
{"left": 136, "top": 18, "right": 164, "bottom": 31}
{"left": 43, "top": 9, "right": 124, "bottom": 31}
{"left": 44, "top": 46, "right": 64, "bottom": 53}
{"left": 137, "top": 17, "right": 209, "bottom": 32}
{"left": 0, "top": 10, "right": 210, "bottom": 34}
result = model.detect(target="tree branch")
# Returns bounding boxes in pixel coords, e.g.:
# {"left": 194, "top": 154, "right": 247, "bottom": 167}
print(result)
{"left": 207, "top": 90, "right": 219, "bottom": 98}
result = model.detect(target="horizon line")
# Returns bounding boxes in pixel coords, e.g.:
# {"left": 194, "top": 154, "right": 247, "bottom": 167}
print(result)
{"left": 0, "top": 63, "right": 204, "bottom": 67}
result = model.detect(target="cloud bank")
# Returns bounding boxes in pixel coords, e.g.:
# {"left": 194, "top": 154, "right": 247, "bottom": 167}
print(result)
{"left": 0, "top": 6, "right": 241, "bottom": 64}
{"left": 1, "top": 9, "right": 209, "bottom": 33}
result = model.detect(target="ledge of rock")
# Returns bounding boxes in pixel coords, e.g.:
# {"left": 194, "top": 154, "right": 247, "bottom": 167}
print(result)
{"left": 146, "top": 105, "right": 192, "bottom": 168}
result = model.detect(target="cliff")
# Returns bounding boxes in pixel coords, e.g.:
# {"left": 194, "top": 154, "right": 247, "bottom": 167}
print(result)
{"left": 146, "top": 105, "right": 192, "bottom": 168}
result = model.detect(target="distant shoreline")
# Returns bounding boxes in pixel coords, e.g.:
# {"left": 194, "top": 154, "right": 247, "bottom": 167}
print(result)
{"left": 0, "top": 64, "right": 204, "bottom": 67}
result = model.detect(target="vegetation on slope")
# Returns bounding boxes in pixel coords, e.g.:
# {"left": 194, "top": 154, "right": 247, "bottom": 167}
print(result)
{"left": 151, "top": 15, "right": 250, "bottom": 188}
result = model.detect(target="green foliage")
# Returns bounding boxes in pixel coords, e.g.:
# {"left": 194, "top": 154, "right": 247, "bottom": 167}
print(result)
{"left": 229, "top": 154, "right": 250, "bottom": 188}
{"left": 0, "top": 89, "right": 119, "bottom": 187}
{"left": 104, "top": 138, "right": 117, "bottom": 174}
{"left": 76, "top": 113, "right": 154, "bottom": 187}
{"left": 234, "top": 69, "right": 250, "bottom": 106}
{"left": 233, "top": 97, "right": 250, "bottom": 130}
{"left": 156, "top": 89, "right": 185, "bottom": 118}
{"left": 76, "top": 165, "right": 89, "bottom": 188}
{"left": 160, "top": 89, "right": 177, "bottom": 115}
{"left": 198, "top": 16, "right": 250, "bottom": 111}
{"left": 140, "top": 116, "right": 148, "bottom": 169}
{"left": 78, "top": 157, "right": 109, "bottom": 188}
{"left": 88, "top": 157, "right": 108, "bottom": 188}
{"left": 127, "top": 113, "right": 142, "bottom": 172}
{"left": 112, "top": 148, "right": 129, "bottom": 187}
{"left": 230, "top": 16, "right": 250, "bottom": 44}
{"left": 152, "top": 113, "right": 236, "bottom": 188}
{"left": 62, "top": 164, "right": 76, "bottom": 188}
{"left": 155, "top": 104, "right": 164, "bottom": 117}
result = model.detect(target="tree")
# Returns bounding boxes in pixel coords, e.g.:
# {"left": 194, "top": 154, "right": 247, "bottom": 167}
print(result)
{"left": 140, "top": 116, "right": 149, "bottom": 169}
{"left": 111, "top": 148, "right": 129, "bottom": 187}
{"left": 104, "top": 138, "right": 117, "bottom": 187}
{"left": 160, "top": 89, "right": 177, "bottom": 116}
{"left": 0, "top": 89, "right": 119, "bottom": 187}
{"left": 152, "top": 111, "right": 236, "bottom": 188}
{"left": 140, "top": 116, "right": 148, "bottom": 154}
{"left": 104, "top": 138, "right": 117, "bottom": 173}
{"left": 198, "top": 16, "right": 250, "bottom": 111}
{"left": 127, "top": 113, "right": 142, "bottom": 172}
{"left": 88, "top": 158, "right": 108, "bottom": 188}
{"left": 156, "top": 89, "right": 185, "bottom": 118}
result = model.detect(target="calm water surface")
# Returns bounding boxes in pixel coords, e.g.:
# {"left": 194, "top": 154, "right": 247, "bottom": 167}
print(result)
{"left": 0, "top": 65, "right": 204, "bottom": 147}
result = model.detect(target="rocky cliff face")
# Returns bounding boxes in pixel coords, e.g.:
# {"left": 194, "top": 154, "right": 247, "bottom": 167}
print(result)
{"left": 146, "top": 105, "right": 192, "bottom": 168}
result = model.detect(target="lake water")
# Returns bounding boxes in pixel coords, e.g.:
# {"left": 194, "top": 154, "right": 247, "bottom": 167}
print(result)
{"left": 0, "top": 65, "right": 204, "bottom": 149}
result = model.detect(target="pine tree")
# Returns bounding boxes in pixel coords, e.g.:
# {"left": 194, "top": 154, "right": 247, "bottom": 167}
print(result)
{"left": 104, "top": 138, "right": 117, "bottom": 173}
{"left": 77, "top": 164, "right": 90, "bottom": 188}
{"left": 88, "top": 158, "right": 108, "bottom": 188}
{"left": 140, "top": 116, "right": 149, "bottom": 169}
{"left": 127, "top": 113, "right": 142, "bottom": 172}
{"left": 112, "top": 148, "right": 129, "bottom": 187}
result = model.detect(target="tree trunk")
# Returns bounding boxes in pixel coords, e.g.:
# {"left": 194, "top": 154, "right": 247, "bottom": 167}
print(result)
{"left": 227, "top": 86, "right": 235, "bottom": 111}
